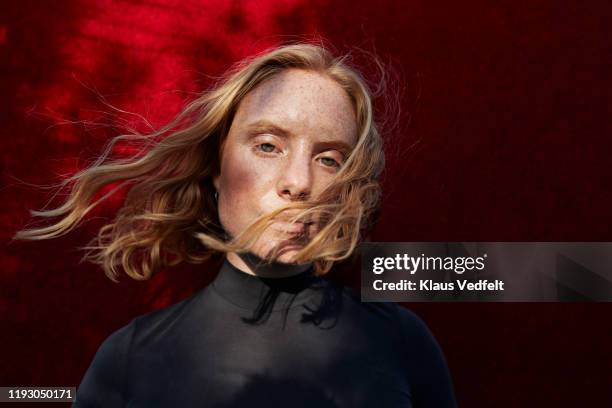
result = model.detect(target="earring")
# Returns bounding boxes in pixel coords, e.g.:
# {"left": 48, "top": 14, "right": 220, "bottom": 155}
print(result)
{"left": 214, "top": 191, "right": 219, "bottom": 201}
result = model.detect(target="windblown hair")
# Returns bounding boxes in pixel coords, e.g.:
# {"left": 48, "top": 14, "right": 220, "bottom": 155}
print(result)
{"left": 13, "top": 42, "right": 387, "bottom": 281}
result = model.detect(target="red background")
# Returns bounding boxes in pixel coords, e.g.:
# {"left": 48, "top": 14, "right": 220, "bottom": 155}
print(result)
{"left": 2, "top": 1, "right": 611, "bottom": 406}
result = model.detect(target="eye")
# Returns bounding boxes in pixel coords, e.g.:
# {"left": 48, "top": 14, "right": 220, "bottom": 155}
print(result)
{"left": 318, "top": 156, "right": 341, "bottom": 168}
{"left": 257, "top": 143, "right": 277, "bottom": 153}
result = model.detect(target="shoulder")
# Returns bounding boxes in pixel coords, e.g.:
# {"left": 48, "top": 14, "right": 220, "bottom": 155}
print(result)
{"left": 336, "top": 285, "right": 425, "bottom": 332}
{"left": 74, "top": 321, "right": 135, "bottom": 407}
{"left": 392, "top": 303, "right": 438, "bottom": 344}
{"left": 87, "top": 320, "right": 136, "bottom": 374}
{"left": 332, "top": 287, "right": 452, "bottom": 368}
{"left": 338, "top": 285, "right": 435, "bottom": 333}
{"left": 390, "top": 304, "right": 458, "bottom": 407}
{"left": 129, "top": 288, "right": 204, "bottom": 343}
{"left": 74, "top": 291, "right": 202, "bottom": 407}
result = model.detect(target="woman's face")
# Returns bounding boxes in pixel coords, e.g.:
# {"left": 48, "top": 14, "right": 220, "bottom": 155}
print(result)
{"left": 213, "top": 68, "right": 358, "bottom": 264}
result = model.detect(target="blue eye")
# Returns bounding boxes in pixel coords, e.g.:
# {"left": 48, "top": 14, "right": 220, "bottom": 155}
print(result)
{"left": 258, "top": 143, "right": 276, "bottom": 153}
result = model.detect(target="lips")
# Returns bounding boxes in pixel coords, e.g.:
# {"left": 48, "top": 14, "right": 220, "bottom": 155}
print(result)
{"left": 273, "top": 220, "right": 310, "bottom": 233}
{"left": 276, "top": 210, "right": 311, "bottom": 222}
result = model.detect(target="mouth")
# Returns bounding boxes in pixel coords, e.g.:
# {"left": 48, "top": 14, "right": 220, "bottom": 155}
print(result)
{"left": 273, "top": 220, "right": 314, "bottom": 234}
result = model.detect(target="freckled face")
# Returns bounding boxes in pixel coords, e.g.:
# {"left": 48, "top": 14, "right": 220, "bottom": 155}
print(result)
{"left": 213, "top": 68, "right": 358, "bottom": 263}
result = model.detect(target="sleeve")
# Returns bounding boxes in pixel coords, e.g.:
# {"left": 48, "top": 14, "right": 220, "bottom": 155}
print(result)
{"left": 72, "top": 321, "right": 135, "bottom": 408}
{"left": 395, "top": 304, "right": 458, "bottom": 408}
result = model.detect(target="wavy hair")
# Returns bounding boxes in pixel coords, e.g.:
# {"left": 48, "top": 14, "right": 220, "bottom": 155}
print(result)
{"left": 13, "top": 42, "right": 387, "bottom": 281}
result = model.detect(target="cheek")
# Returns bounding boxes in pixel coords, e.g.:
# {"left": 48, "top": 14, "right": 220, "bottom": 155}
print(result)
{"left": 217, "top": 146, "right": 276, "bottom": 231}
{"left": 221, "top": 151, "right": 255, "bottom": 200}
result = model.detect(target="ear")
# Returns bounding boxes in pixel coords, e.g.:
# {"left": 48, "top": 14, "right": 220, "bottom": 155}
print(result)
{"left": 212, "top": 174, "right": 220, "bottom": 191}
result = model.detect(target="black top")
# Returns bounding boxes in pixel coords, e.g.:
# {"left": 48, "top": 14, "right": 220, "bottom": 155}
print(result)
{"left": 73, "top": 259, "right": 457, "bottom": 407}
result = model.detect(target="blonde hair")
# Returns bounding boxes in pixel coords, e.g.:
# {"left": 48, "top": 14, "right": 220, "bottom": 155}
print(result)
{"left": 13, "top": 42, "right": 387, "bottom": 281}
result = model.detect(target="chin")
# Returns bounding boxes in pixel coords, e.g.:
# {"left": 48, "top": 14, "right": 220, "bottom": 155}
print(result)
{"left": 250, "top": 224, "right": 317, "bottom": 264}
{"left": 274, "top": 248, "right": 302, "bottom": 264}
{"left": 253, "top": 238, "right": 305, "bottom": 264}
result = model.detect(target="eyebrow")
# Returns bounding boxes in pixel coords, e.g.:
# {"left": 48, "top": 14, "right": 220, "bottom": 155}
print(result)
{"left": 245, "top": 119, "right": 354, "bottom": 154}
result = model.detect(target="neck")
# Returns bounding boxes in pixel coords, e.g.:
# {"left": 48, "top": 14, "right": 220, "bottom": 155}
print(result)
{"left": 227, "top": 252, "right": 313, "bottom": 278}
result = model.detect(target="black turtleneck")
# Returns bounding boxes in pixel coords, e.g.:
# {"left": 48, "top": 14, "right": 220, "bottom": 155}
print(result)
{"left": 73, "top": 259, "right": 457, "bottom": 407}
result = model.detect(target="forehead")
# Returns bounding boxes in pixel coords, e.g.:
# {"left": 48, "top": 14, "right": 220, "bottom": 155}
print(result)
{"left": 233, "top": 69, "right": 358, "bottom": 145}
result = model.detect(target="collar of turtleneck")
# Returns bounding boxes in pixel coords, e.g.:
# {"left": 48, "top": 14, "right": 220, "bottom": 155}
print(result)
{"left": 211, "top": 258, "right": 321, "bottom": 312}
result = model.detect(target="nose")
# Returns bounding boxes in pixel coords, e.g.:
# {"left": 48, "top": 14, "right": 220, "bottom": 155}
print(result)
{"left": 277, "top": 151, "right": 312, "bottom": 201}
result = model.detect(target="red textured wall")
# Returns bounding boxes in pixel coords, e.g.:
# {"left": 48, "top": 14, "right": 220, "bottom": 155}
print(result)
{"left": 2, "top": 1, "right": 611, "bottom": 406}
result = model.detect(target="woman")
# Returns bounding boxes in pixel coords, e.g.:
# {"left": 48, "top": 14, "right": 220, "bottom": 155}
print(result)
{"left": 14, "top": 43, "right": 457, "bottom": 407}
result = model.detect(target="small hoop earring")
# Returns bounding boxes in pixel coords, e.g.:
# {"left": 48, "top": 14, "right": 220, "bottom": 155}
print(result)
{"left": 214, "top": 191, "right": 219, "bottom": 201}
